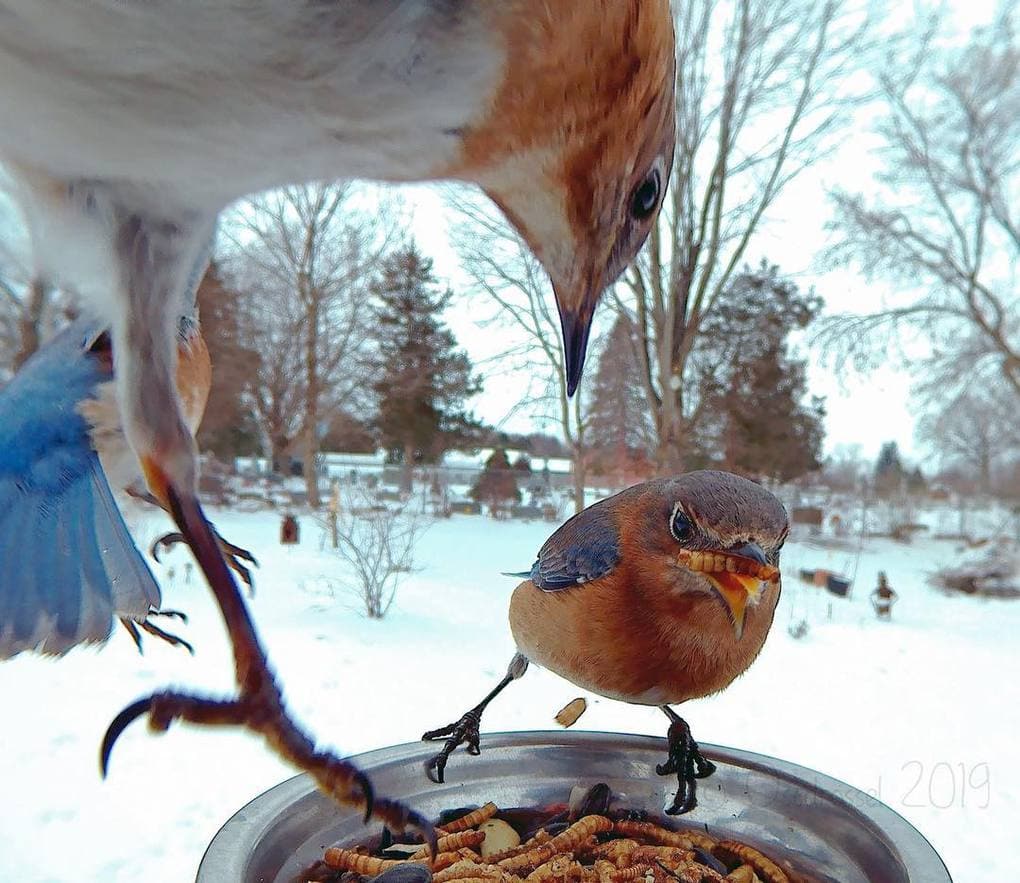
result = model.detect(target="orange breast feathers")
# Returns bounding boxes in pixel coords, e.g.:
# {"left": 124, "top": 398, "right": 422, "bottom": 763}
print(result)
{"left": 508, "top": 523, "right": 780, "bottom": 708}
{"left": 176, "top": 327, "right": 211, "bottom": 435}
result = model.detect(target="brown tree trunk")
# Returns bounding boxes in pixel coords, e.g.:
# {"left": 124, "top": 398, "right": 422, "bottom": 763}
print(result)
{"left": 401, "top": 442, "right": 414, "bottom": 494}
{"left": 302, "top": 421, "right": 320, "bottom": 508}
{"left": 269, "top": 434, "right": 289, "bottom": 475}
{"left": 302, "top": 274, "right": 321, "bottom": 508}
{"left": 12, "top": 278, "right": 49, "bottom": 370}
{"left": 571, "top": 446, "right": 586, "bottom": 514}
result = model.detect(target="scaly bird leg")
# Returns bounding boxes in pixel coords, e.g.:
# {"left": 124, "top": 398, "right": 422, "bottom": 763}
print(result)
{"left": 656, "top": 706, "right": 717, "bottom": 815}
{"left": 151, "top": 529, "right": 259, "bottom": 595}
{"left": 422, "top": 653, "right": 529, "bottom": 783}
{"left": 97, "top": 202, "right": 432, "bottom": 845}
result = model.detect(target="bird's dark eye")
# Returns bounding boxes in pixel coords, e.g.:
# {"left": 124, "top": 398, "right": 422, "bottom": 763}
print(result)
{"left": 670, "top": 504, "right": 694, "bottom": 543}
{"left": 630, "top": 169, "right": 661, "bottom": 220}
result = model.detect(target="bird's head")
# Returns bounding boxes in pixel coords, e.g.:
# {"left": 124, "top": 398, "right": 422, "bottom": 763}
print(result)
{"left": 642, "top": 471, "right": 789, "bottom": 639}
{"left": 453, "top": 0, "right": 676, "bottom": 395}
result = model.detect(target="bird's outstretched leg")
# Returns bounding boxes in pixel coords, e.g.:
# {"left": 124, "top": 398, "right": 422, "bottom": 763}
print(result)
{"left": 656, "top": 706, "right": 717, "bottom": 815}
{"left": 96, "top": 201, "right": 432, "bottom": 844}
{"left": 120, "top": 609, "right": 194, "bottom": 655}
{"left": 151, "top": 529, "right": 259, "bottom": 595}
{"left": 422, "top": 653, "right": 529, "bottom": 783}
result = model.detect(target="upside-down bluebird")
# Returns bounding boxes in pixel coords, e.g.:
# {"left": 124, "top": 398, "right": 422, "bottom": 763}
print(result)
{"left": 0, "top": 315, "right": 170, "bottom": 658}
{"left": 423, "top": 471, "right": 789, "bottom": 815}
{"left": 0, "top": 0, "right": 676, "bottom": 828}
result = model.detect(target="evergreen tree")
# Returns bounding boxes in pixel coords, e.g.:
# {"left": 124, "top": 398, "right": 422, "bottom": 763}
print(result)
{"left": 693, "top": 261, "right": 825, "bottom": 482}
{"left": 874, "top": 441, "right": 906, "bottom": 496}
{"left": 470, "top": 449, "right": 521, "bottom": 507}
{"left": 512, "top": 454, "right": 532, "bottom": 474}
{"left": 369, "top": 244, "right": 481, "bottom": 490}
{"left": 587, "top": 316, "right": 655, "bottom": 473}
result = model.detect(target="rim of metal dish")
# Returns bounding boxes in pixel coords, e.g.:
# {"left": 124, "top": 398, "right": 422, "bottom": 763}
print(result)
{"left": 198, "top": 730, "right": 949, "bottom": 881}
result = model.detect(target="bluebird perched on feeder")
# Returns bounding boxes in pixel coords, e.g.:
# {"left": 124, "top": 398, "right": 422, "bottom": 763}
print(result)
{"left": 0, "top": 0, "right": 676, "bottom": 828}
{"left": 423, "top": 471, "right": 789, "bottom": 815}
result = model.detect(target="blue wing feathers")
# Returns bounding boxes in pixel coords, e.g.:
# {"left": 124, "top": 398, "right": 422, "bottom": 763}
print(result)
{"left": 527, "top": 499, "right": 621, "bottom": 592}
{"left": 89, "top": 464, "right": 161, "bottom": 616}
{"left": 0, "top": 317, "right": 161, "bottom": 658}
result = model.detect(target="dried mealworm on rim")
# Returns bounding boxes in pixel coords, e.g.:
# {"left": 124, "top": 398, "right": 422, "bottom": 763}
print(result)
{"left": 323, "top": 849, "right": 423, "bottom": 875}
{"left": 439, "top": 803, "right": 500, "bottom": 833}
{"left": 712, "top": 843, "right": 788, "bottom": 883}
{"left": 555, "top": 697, "right": 588, "bottom": 728}
{"left": 412, "top": 830, "right": 487, "bottom": 859}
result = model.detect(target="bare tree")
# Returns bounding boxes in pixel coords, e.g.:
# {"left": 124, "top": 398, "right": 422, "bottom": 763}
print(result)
{"left": 918, "top": 381, "right": 1020, "bottom": 496}
{"left": 447, "top": 191, "right": 590, "bottom": 513}
{"left": 615, "top": 0, "right": 875, "bottom": 472}
{"left": 823, "top": 9, "right": 1020, "bottom": 403}
{"left": 324, "top": 487, "right": 427, "bottom": 619}
{"left": 1, "top": 186, "right": 63, "bottom": 374}
{"left": 221, "top": 184, "right": 393, "bottom": 506}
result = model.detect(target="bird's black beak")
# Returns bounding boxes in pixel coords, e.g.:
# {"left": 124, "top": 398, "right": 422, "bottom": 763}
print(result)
{"left": 556, "top": 298, "right": 596, "bottom": 397}
{"left": 727, "top": 541, "right": 768, "bottom": 567}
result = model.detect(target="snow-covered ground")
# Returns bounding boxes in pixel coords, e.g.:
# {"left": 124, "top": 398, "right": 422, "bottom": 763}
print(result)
{"left": 1, "top": 505, "right": 1017, "bottom": 882}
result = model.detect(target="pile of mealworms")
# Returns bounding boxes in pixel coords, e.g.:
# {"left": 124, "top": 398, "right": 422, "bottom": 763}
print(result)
{"left": 300, "top": 785, "right": 810, "bottom": 883}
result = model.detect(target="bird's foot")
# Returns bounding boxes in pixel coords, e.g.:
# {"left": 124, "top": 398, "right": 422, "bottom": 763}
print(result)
{"left": 656, "top": 715, "right": 716, "bottom": 815}
{"left": 421, "top": 707, "right": 484, "bottom": 784}
{"left": 107, "top": 484, "right": 434, "bottom": 849}
{"left": 152, "top": 529, "right": 259, "bottom": 595}
{"left": 119, "top": 609, "right": 194, "bottom": 655}
{"left": 100, "top": 688, "right": 430, "bottom": 842}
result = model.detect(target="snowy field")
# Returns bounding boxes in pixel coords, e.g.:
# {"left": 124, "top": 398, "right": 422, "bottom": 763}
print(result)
{"left": 1, "top": 503, "right": 1017, "bottom": 882}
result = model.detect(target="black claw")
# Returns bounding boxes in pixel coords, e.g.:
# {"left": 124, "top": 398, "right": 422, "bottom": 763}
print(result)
{"left": 694, "top": 756, "right": 716, "bottom": 779}
{"left": 149, "top": 531, "right": 184, "bottom": 563}
{"left": 120, "top": 618, "right": 144, "bottom": 654}
{"left": 152, "top": 609, "right": 188, "bottom": 623}
{"left": 356, "top": 770, "right": 375, "bottom": 823}
{"left": 424, "top": 754, "right": 447, "bottom": 785}
{"left": 100, "top": 696, "right": 154, "bottom": 776}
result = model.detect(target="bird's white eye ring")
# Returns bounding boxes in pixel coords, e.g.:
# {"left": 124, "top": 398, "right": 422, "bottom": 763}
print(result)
{"left": 669, "top": 502, "right": 694, "bottom": 543}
